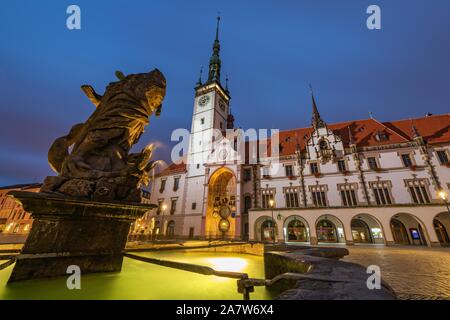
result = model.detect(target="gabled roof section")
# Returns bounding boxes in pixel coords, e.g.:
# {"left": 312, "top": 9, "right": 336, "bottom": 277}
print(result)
{"left": 259, "top": 113, "right": 450, "bottom": 157}
{"left": 383, "top": 114, "right": 450, "bottom": 145}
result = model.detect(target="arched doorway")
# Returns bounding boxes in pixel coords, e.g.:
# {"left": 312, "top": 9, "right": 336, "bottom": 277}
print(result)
{"left": 433, "top": 212, "right": 450, "bottom": 246}
{"left": 351, "top": 219, "right": 372, "bottom": 243}
{"left": 390, "top": 219, "right": 409, "bottom": 245}
{"left": 316, "top": 215, "right": 345, "bottom": 243}
{"left": 390, "top": 213, "right": 428, "bottom": 246}
{"left": 254, "top": 216, "right": 277, "bottom": 242}
{"left": 351, "top": 214, "right": 384, "bottom": 244}
{"left": 206, "top": 168, "right": 237, "bottom": 239}
{"left": 284, "top": 216, "right": 309, "bottom": 242}
{"left": 167, "top": 220, "right": 175, "bottom": 238}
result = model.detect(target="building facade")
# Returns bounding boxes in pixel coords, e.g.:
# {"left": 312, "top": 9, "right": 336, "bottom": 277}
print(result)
{"left": 146, "top": 19, "right": 450, "bottom": 247}
{"left": 0, "top": 183, "right": 41, "bottom": 235}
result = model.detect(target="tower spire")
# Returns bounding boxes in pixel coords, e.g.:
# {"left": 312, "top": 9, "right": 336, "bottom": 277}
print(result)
{"left": 411, "top": 119, "right": 421, "bottom": 139}
{"left": 310, "top": 85, "right": 326, "bottom": 130}
{"left": 196, "top": 66, "right": 203, "bottom": 86}
{"left": 215, "top": 14, "right": 220, "bottom": 41}
{"left": 207, "top": 15, "right": 222, "bottom": 83}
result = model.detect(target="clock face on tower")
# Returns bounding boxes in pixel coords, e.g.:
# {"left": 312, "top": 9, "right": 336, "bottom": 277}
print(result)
{"left": 198, "top": 95, "right": 210, "bottom": 107}
{"left": 218, "top": 99, "right": 226, "bottom": 112}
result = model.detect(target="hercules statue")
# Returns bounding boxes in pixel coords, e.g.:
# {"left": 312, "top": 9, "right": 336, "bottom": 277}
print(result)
{"left": 41, "top": 69, "right": 166, "bottom": 202}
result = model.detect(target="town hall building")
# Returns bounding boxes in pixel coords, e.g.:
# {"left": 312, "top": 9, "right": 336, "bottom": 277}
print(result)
{"left": 140, "top": 18, "right": 450, "bottom": 247}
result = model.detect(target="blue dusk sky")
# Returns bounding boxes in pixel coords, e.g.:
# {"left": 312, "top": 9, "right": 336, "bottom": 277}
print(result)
{"left": 0, "top": 0, "right": 449, "bottom": 185}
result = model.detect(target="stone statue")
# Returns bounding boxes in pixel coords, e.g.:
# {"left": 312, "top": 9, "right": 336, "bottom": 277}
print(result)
{"left": 42, "top": 69, "right": 166, "bottom": 202}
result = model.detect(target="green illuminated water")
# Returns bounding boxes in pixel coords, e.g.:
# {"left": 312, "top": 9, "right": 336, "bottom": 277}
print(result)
{"left": 0, "top": 252, "right": 272, "bottom": 300}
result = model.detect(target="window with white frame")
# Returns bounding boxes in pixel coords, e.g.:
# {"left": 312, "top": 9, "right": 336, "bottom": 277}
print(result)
{"left": 173, "top": 177, "right": 180, "bottom": 191}
{"left": 337, "top": 159, "right": 347, "bottom": 173}
{"left": 405, "top": 179, "right": 431, "bottom": 204}
{"left": 284, "top": 186, "right": 299, "bottom": 208}
{"left": 310, "top": 162, "right": 319, "bottom": 175}
{"left": 338, "top": 183, "right": 358, "bottom": 206}
{"left": 170, "top": 198, "right": 178, "bottom": 215}
{"left": 367, "top": 157, "right": 379, "bottom": 170}
{"left": 436, "top": 150, "right": 449, "bottom": 165}
{"left": 309, "top": 185, "right": 327, "bottom": 207}
{"left": 401, "top": 153, "right": 413, "bottom": 167}
{"left": 159, "top": 179, "right": 166, "bottom": 193}
{"left": 262, "top": 167, "right": 270, "bottom": 178}
{"left": 369, "top": 181, "right": 393, "bottom": 205}
{"left": 285, "top": 165, "right": 294, "bottom": 177}
{"left": 261, "top": 188, "right": 275, "bottom": 208}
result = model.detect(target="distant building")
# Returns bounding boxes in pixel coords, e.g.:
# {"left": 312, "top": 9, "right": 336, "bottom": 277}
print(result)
{"left": 129, "top": 189, "right": 157, "bottom": 236}
{"left": 0, "top": 183, "right": 41, "bottom": 235}
{"left": 145, "top": 18, "right": 450, "bottom": 247}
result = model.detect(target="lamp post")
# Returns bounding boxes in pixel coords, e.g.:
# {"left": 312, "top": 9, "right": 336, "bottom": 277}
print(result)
{"left": 160, "top": 203, "right": 167, "bottom": 240}
{"left": 438, "top": 190, "right": 450, "bottom": 213}
{"left": 269, "top": 199, "right": 275, "bottom": 244}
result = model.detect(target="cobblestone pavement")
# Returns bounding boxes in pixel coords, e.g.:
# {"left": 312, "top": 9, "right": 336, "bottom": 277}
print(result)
{"left": 342, "top": 245, "right": 450, "bottom": 300}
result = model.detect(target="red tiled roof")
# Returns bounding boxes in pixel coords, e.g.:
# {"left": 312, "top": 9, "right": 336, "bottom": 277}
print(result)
{"left": 264, "top": 114, "right": 450, "bottom": 157}
{"left": 384, "top": 114, "right": 450, "bottom": 145}
{"left": 155, "top": 162, "right": 186, "bottom": 177}
{"left": 160, "top": 114, "right": 449, "bottom": 169}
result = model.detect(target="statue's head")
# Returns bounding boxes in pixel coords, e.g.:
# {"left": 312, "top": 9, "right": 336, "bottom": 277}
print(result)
{"left": 143, "top": 69, "right": 166, "bottom": 116}
{"left": 114, "top": 68, "right": 166, "bottom": 116}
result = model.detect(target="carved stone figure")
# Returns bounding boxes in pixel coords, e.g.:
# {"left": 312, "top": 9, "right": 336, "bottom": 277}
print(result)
{"left": 42, "top": 69, "right": 166, "bottom": 202}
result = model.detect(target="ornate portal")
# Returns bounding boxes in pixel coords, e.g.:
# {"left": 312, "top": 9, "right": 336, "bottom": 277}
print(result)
{"left": 206, "top": 168, "right": 237, "bottom": 238}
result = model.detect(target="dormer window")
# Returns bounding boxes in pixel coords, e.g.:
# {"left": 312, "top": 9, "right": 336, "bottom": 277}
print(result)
{"left": 375, "top": 131, "right": 389, "bottom": 142}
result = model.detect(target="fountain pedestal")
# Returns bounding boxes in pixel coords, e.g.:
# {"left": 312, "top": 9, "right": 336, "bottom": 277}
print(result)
{"left": 7, "top": 190, "right": 155, "bottom": 282}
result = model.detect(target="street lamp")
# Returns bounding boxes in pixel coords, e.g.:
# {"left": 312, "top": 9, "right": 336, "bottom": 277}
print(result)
{"left": 438, "top": 190, "right": 450, "bottom": 213}
{"left": 160, "top": 203, "right": 167, "bottom": 239}
{"left": 269, "top": 199, "right": 275, "bottom": 244}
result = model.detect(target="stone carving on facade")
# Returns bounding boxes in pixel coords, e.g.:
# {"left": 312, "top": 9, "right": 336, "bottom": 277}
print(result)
{"left": 42, "top": 69, "right": 166, "bottom": 202}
